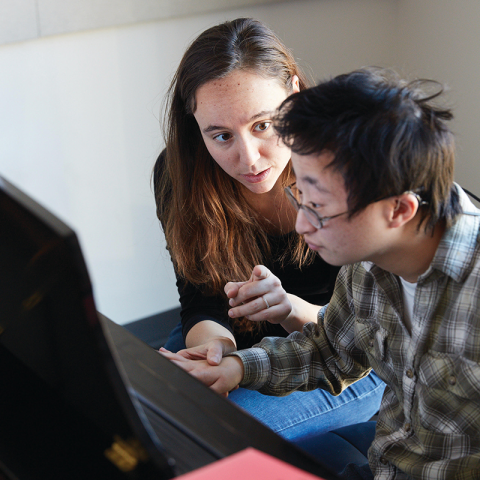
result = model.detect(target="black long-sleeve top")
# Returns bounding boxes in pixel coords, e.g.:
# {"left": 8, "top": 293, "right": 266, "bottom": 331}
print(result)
{"left": 154, "top": 152, "right": 340, "bottom": 350}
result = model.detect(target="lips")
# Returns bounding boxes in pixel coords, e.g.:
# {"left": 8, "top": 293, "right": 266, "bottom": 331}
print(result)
{"left": 305, "top": 239, "right": 321, "bottom": 251}
{"left": 241, "top": 168, "right": 271, "bottom": 184}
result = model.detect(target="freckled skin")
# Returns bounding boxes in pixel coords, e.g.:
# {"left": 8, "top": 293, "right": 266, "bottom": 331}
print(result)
{"left": 193, "top": 70, "right": 298, "bottom": 201}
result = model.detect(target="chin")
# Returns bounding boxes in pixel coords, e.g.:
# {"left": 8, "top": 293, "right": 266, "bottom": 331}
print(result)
{"left": 317, "top": 252, "right": 344, "bottom": 267}
{"left": 245, "top": 182, "right": 275, "bottom": 195}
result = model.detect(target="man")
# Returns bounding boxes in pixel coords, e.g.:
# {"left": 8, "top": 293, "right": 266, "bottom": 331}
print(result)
{"left": 161, "top": 68, "right": 480, "bottom": 479}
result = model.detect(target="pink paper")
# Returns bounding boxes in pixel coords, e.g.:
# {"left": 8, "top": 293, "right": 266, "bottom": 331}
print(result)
{"left": 175, "top": 447, "right": 326, "bottom": 479}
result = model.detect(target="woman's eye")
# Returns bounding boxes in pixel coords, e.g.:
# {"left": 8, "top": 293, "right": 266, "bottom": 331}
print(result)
{"left": 213, "top": 133, "right": 232, "bottom": 143}
{"left": 254, "top": 122, "right": 271, "bottom": 132}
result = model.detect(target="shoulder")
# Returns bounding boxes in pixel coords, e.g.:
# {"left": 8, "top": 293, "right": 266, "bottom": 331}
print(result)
{"left": 335, "top": 262, "right": 386, "bottom": 303}
{"left": 433, "top": 186, "right": 480, "bottom": 281}
{"left": 338, "top": 262, "right": 368, "bottom": 283}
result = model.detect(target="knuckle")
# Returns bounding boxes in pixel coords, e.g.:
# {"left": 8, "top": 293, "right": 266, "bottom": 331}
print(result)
{"left": 272, "top": 276, "right": 282, "bottom": 287}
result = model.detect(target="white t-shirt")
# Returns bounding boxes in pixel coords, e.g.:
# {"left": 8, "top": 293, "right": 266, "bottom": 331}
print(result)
{"left": 399, "top": 276, "right": 416, "bottom": 334}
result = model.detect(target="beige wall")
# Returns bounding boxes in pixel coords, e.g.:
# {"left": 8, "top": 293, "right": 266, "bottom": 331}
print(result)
{"left": 394, "top": 0, "right": 480, "bottom": 195}
{"left": 0, "top": 0, "right": 290, "bottom": 44}
{"left": 1, "top": 0, "right": 478, "bottom": 324}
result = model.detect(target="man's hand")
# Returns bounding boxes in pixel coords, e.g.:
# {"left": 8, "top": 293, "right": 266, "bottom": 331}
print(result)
{"left": 159, "top": 348, "right": 244, "bottom": 396}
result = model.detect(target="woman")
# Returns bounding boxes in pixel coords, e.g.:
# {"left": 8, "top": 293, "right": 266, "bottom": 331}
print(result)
{"left": 154, "top": 17, "right": 384, "bottom": 441}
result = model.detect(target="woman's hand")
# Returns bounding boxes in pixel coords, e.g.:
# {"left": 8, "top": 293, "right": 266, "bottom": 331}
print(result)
{"left": 225, "top": 265, "right": 293, "bottom": 325}
{"left": 225, "top": 265, "right": 322, "bottom": 333}
{"left": 174, "top": 337, "right": 236, "bottom": 366}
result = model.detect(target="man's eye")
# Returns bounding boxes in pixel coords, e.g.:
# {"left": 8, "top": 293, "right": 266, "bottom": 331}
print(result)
{"left": 254, "top": 122, "right": 271, "bottom": 132}
{"left": 295, "top": 190, "right": 304, "bottom": 202}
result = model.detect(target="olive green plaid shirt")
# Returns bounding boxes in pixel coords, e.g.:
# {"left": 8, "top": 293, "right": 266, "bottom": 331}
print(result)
{"left": 233, "top": 188, "right": 480, "bottom": 479}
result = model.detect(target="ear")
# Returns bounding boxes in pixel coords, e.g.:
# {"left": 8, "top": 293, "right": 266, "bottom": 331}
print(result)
{"left": 291, "top": 75, "right": 300, "bottom": 94}
{"left": 388, "top": 193, "right": 419, "bottom": 228}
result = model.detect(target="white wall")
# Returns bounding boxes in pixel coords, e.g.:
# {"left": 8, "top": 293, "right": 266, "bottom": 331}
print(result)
{"left": 394, "top": 0, "right": 480, "bottom": 194}
{"left": 0, "top": 0, "right": 292, "bottom": 44}
{"left": 5, "top": 0, "right": 477, "bottom": 325}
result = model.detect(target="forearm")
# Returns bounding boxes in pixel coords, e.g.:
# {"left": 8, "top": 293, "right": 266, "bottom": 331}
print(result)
{"left": 237, "top": 269, "right": 370, "bottom": 397}
{"left": 280, "top": 294, "right": 321, "bottom": 333}
{"left": 234, "top": 327, "right": 349, "bottom": 397}
{"left": 185, "top": 320, "right": 237, "bottom": 352}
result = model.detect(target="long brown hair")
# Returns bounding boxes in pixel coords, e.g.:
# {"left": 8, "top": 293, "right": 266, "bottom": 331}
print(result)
{"left": 155, "top": 18, "right": 313, "bottom": 331}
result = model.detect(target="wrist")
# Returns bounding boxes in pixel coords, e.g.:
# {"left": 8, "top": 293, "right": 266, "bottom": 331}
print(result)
{"left": 215, "top": 336, "right": 237, "bottom": 355}
{"left": 280, "top": 294, "right": 319, "bottom": 333}
{"left": 224, "top": 355, "right": 245, "bottom": 386}
{"left": 278, "top": 295, "right": 302, "bottom": 333}
{"left": 280, "top": 317, "right": 302, "bottom": 333}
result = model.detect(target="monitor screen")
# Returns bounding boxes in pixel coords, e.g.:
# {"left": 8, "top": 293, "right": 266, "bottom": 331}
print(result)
{"left": 0, "top": 176, "right": 174, "bottom": 479}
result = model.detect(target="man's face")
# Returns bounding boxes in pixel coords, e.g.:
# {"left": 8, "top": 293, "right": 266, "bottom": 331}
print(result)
{"left": 291, "top": 150, "right": 391, "bottom": 266}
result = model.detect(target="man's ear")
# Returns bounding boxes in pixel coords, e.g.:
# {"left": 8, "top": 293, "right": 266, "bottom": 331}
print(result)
{"left": 388, "top": 193, "right": 419, "bottom": 228}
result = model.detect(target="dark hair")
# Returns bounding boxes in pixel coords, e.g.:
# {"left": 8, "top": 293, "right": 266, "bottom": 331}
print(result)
{"left": 155, "top": 18, "right": 312, "bottom": 332}
{"left": 275, "top": 67, "right": 461, "bottom": 230}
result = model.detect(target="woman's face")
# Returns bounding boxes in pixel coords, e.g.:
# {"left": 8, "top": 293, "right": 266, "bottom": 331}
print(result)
{"left": 193, "top": 69, "right": 299, "bottom": 195}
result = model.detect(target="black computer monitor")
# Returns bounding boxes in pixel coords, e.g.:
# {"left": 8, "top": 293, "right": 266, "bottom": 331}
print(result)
{"left": 0, "top": 176, "right": 175, "bottom": 479}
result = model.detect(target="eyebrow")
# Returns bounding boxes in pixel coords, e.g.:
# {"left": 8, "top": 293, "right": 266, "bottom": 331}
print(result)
{"left": 202, "top": 110, "right": 274, "bottom": 134}
{"left": 300, "top": 175, "right": 332, "bottom": 195}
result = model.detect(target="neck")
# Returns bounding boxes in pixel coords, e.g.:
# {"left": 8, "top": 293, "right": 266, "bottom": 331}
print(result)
{"left": 378, "top": 218, "right": 446, "bottom": 283}
{"left": 242, "top": 182, "right": 296, "bottom": 235}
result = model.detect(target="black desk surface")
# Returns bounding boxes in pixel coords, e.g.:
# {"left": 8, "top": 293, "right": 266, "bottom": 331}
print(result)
{"left": 104, "top": 318, "right": 337, "bottom": 479}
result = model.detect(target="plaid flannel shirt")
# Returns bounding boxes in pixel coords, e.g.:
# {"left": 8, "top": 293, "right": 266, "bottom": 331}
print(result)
{"left": 233, "top": 187, "right": 480, "bottom": 479}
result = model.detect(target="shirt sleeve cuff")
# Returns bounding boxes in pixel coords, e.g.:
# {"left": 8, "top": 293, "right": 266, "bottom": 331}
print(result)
{"left": 317, "top": 304, "right": 327, "bottom": 324}
{"left": 227, "top": 347, "right": 271, "bottom": 390}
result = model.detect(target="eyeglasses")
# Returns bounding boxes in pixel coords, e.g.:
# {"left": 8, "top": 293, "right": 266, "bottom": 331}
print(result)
{"left": 284, "top": 184, "right": 349, "bottom": 229}
{"left": 284, "top": 184, "right": 428, "bottom": 230}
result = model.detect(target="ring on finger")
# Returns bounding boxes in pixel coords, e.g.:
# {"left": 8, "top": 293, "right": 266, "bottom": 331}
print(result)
{"left": 262, "top": 296, "right": 270, "bottom": 309}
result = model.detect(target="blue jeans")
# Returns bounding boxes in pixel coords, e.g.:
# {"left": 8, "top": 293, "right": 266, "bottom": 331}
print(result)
{"left": 165, "top": 323, "right": 385, "bottom": 442}
{"left": 293, "top": 421, "right": 376, "bottom": 479}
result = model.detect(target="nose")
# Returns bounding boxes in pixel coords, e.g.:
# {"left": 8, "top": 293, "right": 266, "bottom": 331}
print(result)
{"left": 295, "top": 208, "right": 317, "bottom": 236}
{"left": 238, "top": 136, "right": 260, "bottom": 167}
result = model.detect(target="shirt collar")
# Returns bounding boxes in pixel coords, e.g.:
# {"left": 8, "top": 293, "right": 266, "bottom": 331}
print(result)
{"left": 424, "top": 184, "right": 480, "bottom": 283}
{"left": 361, "top": 185, "right": 480, "bottom": 283}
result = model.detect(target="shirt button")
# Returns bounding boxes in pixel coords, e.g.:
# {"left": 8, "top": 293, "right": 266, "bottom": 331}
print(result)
{"left": 368, "top": 338, "right": 374, "bottom": 348}
{"left": 406, "top": 369, "right": 414, "bottom": 379}
{"left": 404, "top": 423, "right": 411, "bottom": 432}
{"left": 380, "top": 456, "right": 388, "bottom": 465}
{"left": 448, "top": 375, "right": 456, "bottom": 386}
